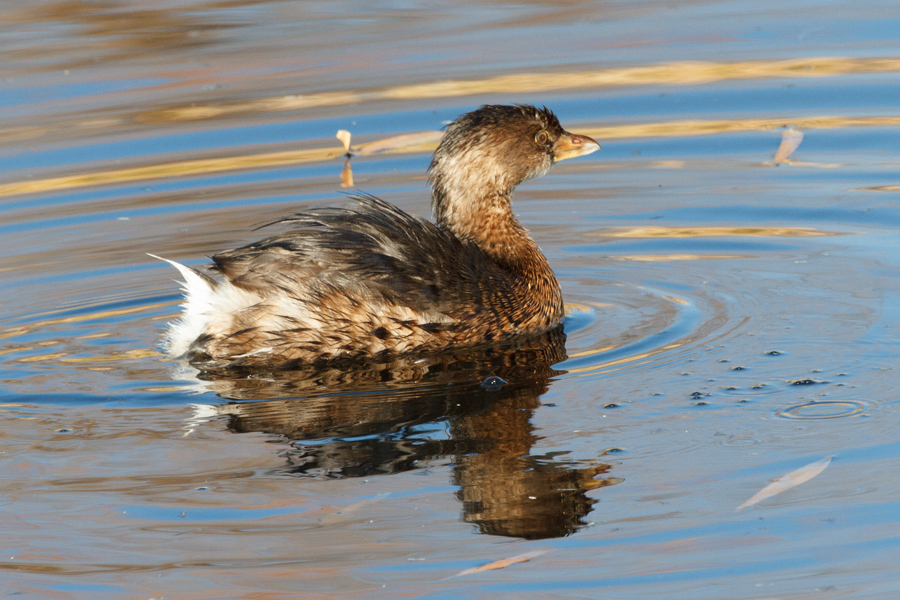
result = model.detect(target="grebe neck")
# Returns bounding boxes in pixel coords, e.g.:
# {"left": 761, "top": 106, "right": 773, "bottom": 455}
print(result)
{"left": 432, "top": 181, "right": 552, "bottom": 279}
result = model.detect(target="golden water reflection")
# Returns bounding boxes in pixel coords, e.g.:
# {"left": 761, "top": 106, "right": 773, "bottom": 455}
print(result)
{"left": 141, "top": 57, "right": 900, "bottom": 125}
{"left": 613, "top": 254, "right": 744, "bottom": 262}
{"left": 3, "top": 113, "right": 900, "bottom": 199}
{"left": 859, "top": 184, "right": 900, "bottom": 192}
{"left": 604, "top": 226, "right": 841, "bottom": 238}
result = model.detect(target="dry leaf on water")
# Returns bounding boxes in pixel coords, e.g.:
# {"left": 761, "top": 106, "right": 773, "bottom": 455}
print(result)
{"left": 772, "top": 127, "right": 804, "bottom": 165}
{"left": 451, "top": 550, "right": 547, "bottom": 578}
{"left": 736, "top": 456, "right": 832, "bottom": 511}
{"left": 336, "top": 129, "right": 352, "bottom": 153}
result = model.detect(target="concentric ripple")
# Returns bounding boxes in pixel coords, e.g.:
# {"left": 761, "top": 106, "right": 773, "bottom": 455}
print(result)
{"left": 776, "top": 400, "right": 870, "bottom": 420}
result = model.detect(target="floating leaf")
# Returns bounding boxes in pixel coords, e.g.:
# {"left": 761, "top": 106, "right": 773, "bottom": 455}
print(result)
{"left": 736, "top": 456, "right": 832, "bottom": 511}
{"left": 336, "top": 129, "right": 352, "bottom": 153}
{"left": 451, "top": 550, "right": 547, "bottom": 578}
{"left": 772, "top": 127, "right": 803, "bottom": 165}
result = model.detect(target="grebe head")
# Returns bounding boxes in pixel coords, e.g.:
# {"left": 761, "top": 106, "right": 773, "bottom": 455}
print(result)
{"left": 428, "top": 105, "right": 600, "bottom": 235}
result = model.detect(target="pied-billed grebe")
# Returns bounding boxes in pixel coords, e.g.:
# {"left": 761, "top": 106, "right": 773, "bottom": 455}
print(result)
{"left": 156, "top": 105, "right": 599, "bottom": 367}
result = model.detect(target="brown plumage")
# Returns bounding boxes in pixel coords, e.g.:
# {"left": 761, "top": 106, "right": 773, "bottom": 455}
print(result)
{"left": 156, "top": 104, "right": 600, "bottom": 368}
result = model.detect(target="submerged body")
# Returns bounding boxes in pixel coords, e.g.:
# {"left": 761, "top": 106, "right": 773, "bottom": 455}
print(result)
{"left": 157, "top": 105, "right": 599, "bottom": 367}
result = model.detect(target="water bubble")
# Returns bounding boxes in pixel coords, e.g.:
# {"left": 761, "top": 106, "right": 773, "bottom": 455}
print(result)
{"left": 480, "top": 376, "right": 507, "bottom": 391}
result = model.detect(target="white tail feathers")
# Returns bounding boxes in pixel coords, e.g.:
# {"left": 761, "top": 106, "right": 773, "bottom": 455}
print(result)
{"left": 147, "top": 253, "right": 214, "bottom": 291}
{"left": 150, "top": 253, "right": 269, "bottom": 358}
{"left": 148, "top": 253, "right": 217, "bottom": 357}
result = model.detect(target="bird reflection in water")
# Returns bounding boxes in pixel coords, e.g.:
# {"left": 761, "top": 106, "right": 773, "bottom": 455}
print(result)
{"left": 197, "top": 327, "right": 622, "bottom": 539}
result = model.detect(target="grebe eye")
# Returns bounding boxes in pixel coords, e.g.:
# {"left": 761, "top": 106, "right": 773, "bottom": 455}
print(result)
{"left": 535, "top": 130, "right": 550, "bottom": 145}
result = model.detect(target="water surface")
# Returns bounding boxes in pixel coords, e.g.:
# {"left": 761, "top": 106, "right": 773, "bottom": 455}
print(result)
{"left": 2, "top": 1, "right": 900, "bottom": 598}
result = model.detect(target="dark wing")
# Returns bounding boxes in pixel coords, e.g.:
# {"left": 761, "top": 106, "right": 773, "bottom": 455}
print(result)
{"left": 210, "top": 194, "right": 507, "bottom": 312}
